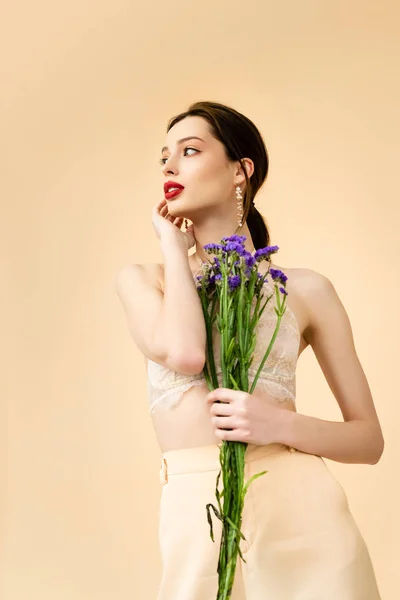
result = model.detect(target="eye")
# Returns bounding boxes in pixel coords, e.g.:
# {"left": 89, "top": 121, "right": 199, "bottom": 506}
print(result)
{"left": 159, "top": 146, "right": 199, "bottom": 166}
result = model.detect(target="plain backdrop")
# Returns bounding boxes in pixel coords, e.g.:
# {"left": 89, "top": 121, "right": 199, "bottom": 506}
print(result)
{"left": 2, "top": 1, "right": 399, "bottom": 598}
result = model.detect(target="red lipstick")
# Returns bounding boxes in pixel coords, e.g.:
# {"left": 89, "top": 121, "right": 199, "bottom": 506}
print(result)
{"left": 164, "top": 180, "right": 185, "bottom": 200}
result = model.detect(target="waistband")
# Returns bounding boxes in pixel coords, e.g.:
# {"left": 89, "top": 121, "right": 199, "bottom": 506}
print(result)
{"left": 160, "top": 442, "right": 296, "bottom": 479}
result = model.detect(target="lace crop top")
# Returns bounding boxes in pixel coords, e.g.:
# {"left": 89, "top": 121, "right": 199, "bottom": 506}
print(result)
{"left": 146, "top": 274, "right": 301, "bottom": 414}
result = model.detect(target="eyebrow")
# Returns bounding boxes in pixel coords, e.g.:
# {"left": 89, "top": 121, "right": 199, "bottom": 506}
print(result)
{"left": 161, "top": 136, "right": 205, "bottom": 154}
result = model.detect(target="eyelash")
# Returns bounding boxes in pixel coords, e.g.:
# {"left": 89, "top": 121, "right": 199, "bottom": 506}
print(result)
{"left": 159, "top": 147, "right": 198, "bottom": 166}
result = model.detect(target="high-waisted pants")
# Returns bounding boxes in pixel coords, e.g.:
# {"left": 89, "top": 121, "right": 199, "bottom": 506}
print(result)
{"left": 157, "top": 442, "right": 381, "bottom": 600}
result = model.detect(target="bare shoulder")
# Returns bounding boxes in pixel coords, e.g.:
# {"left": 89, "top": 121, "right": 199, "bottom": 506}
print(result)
{"left": 270, "top": 264, "right": 338, "bottom": 345}
{"left": 282, "top": 266, "right": 332, "bottom": 300}
{"left": 287, "top": 267, "right": 340, "bottom": 308}
{"left": 282, "top": 265, "right": 348, "bottom": 343}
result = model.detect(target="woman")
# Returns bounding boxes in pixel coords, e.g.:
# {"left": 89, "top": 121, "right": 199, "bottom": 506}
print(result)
{"left": 116, "top": 101, "right": 384, "bottom": 599}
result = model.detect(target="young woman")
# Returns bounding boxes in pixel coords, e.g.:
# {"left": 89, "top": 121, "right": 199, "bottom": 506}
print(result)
{"left": 117, "top": 101, "right": 384, "bottom": 599}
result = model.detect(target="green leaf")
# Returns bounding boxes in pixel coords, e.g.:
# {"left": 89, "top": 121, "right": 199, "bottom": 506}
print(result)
{"left": 237, "top": 541, "right": 247, "bottom": 564}
{"left": 243, "top": 470, "right": 268, "bottom": 496}
{"left": 226, "top": 337, "right": 236, "bottom": 362}
{"left": 224, "top": 516, "right": 246, "bottom": 541}
{"left": 215, "top": 471, "right": 224, "bottom": 516}
{"left": 206, "top": 503, "right": 222, "bottom": 542}
{"left": 228, "top": 372, "right": 240, "bottom": 390}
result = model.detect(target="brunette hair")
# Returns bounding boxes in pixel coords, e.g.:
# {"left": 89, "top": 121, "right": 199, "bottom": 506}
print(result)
{"left": 166, "top": 101, "right": 271, "bottom": 249}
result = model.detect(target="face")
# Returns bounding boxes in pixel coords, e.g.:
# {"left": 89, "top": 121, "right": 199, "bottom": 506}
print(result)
{"left": 160, "top": 116, "right": 242, "bottom": 221}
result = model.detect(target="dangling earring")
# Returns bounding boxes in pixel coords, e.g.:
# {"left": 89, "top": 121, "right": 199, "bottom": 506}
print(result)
{"left": 184, "top": 218, "right": 189, "bottom": 230}
{"left": 236, "top": 184, "right": 243, "bottom": 228}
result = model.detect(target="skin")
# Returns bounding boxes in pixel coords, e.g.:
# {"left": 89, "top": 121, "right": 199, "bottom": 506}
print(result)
{"left": 156, "top": 116, "right": 385, "bottom": 465}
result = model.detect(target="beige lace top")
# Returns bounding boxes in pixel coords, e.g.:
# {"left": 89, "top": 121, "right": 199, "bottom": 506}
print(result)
{"left": 146, "top": 274, "right": 301, "bottom": 414}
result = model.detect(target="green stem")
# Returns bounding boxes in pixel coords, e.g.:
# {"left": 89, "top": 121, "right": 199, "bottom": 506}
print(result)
{"left": 217, "top": 442, "right": 246, "bottom": 599}
{"left": 248, "top": 313, "right": 282, "bottom": 395}
{"left": 200, "top": 292, "right": 219, "bottom": 390}
{"left": 198, "top": 257, "right": 286, "bottom": 599}
{"left": 249, "top": 284, "right": 286, "bottom": 396}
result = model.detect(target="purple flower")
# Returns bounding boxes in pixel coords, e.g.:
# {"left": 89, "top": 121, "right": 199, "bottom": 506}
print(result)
{"left": 204, "top": 242, "right": 224, "bottom": 252}
{"left": 245, "top": 254, "right": 256, "bottom": 268}
{"left": 224, "top": 241, "right": 247, "bottom": 254}
{"left": 269, "top": 268, "right": 288, "bottom": 285}
{"left": 228, "top": 274, "right": 241, "bottom": 291}
{"left": 280, "top": 287, "right": 288, "bottom": 295}
{"left": 222, "top": 235, "right": 247, "bottom": 244}
{"left": 213, "top": 257, "right": 221, "bottom": 268}
{"left": 254, "top": 245, "right": 279, "bottom": 261}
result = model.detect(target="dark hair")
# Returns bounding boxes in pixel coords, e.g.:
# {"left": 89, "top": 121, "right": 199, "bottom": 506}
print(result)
{"left": 166, "top": 101, "right": 271, "bottom": 250}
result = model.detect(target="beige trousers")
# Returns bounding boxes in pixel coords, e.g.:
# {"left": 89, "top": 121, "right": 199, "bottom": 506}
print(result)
{"left": 157, "top": 442, "right": 381, "bottom": 600}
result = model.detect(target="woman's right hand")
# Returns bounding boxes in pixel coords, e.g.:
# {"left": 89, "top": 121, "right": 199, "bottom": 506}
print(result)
{"left": 152, "top": 199, "right": 196, "bottom": 251}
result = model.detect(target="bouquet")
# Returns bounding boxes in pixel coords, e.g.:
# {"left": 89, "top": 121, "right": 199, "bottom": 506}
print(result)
{"left": 194, "top": 235, "right": 289, "bottom": 600}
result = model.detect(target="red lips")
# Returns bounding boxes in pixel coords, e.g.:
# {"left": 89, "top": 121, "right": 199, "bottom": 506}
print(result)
{"left": 164, "top": 180, "right": 185, "bottom": 200}
{"left": 164, "top": 180, "right": 184, "bottom": 194}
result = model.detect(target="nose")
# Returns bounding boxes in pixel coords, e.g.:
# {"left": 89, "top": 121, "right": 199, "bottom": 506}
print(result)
{"left": 163, "top": 165, "right": 177, "bottom": 177}
{"left": 162, "top": 157, "right": 178, "bottom": 176}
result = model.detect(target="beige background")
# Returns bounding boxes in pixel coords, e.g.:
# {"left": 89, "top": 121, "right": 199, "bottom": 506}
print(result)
{"left": 2, "top": 1, "right": 399, "bottom": 598}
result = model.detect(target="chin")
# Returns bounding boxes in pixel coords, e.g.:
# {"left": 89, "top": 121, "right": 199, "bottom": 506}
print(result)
{"left": 168, "top": 197, "right": 191, "bottom": 211}
{"left": 167, "top": 199, "right": 184, "bottom": 209}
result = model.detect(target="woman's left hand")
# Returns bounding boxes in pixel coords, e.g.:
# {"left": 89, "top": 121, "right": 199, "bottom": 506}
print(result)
{"left": 206, "top": 387, "right": 290, "bottom": 446}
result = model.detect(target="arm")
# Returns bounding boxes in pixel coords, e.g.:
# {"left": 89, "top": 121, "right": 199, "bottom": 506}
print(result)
{"left": 279, "top": 412, "right": 383, "bottom": 465}
{"left": 116, "top": 233, "right": 206, "bottom": 375}
{"left": 278, "top": 271, "right": 384, "bottom": 465}
{"left": 154, "top": 232, "right": 206, "bottom": 371}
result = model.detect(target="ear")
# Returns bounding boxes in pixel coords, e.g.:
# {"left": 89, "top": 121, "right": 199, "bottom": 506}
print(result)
{"left": 235, "top": 158, "right": 254, "bottom": 182}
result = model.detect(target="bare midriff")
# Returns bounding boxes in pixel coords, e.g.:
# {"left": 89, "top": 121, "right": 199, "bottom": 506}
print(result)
{"left": 149, "top": 381, "right": 298, "bottom": 453}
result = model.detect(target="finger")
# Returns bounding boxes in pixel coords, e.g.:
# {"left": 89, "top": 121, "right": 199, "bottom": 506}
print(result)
{"left": 163, "top": 208, "right": 172, "bottom": 219}
{"left": 160, "top": 204, "right": 169, "bottom": 216}
{"left": 207, "top": 388, "right": 231, "bottom": 404}
{"left": 215, "top": 428, "right": 243, "bottom": 442}
{"left": 160, "top": 203, "right": 169, "bottom": 215}
{"left": 207, "top": 388, "right": 246, "bottom": 404}
{"left": 155, "top": 199, "right": 167, "bottom": 211}
{"left": 209, "top": 402, "right": 233, "bottom": 416}
{"left": 212, "top": 415, "right": 236, "bottom": 429}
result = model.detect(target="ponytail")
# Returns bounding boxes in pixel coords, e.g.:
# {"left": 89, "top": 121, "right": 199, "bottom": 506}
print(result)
{"left": 246, "top": 203, "right": 270, "bottom": 250}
